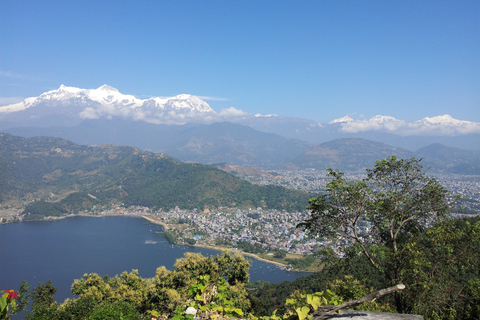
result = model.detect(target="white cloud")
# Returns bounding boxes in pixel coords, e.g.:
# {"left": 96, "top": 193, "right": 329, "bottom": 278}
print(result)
{"left": 218, "top": 107, "right": 248, "bottom": 117}
{"left": 79, "top": 107, "right": 100, "bottom": 119}
{"left": 78, "top": 101, "right": 137, "bottom": 120}
{"left": 329, "top": 115, "right": 354, "bottom": 124}
{"left": 123, "top": 106, "right": 256, "bottom": 125}
{"left": 331, "top": 114, "right": 480, "bottom": 136}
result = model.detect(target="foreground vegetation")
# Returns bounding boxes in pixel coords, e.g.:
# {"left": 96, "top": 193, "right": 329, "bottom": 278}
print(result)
{"left": 4, "top": 252, "right": 391, "bottom": 320}
{"left": 252, "top": 216, "right": 480, "bottom": 319}
{"left": 5, "top": 218, "right": 479, "bottom": 320}
{"left": 3, "top": 156, "right": 479, "bottom": 319}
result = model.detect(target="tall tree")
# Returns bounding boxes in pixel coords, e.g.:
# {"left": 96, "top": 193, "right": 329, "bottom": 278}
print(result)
{"left": 298, "top": 157, "right": 451, "bottom": 312}
{"left": 30, "top": 280, "right": 58, "bottom": 310}
{"left": 402, "top": 217, "right": 480, "bottom": 319}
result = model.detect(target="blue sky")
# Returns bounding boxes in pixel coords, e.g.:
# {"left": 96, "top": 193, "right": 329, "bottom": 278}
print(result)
{"left": 1, "top": 0, "right": 478, "bottom": 123}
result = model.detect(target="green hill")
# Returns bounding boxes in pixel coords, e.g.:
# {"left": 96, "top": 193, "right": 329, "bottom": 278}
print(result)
{"left": 0, "top": 133, "right": 312, "bottom": 218}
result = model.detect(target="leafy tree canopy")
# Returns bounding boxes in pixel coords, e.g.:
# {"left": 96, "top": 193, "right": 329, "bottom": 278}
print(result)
{"left": 298, "top": 157, "right": 452, "bottom": 312}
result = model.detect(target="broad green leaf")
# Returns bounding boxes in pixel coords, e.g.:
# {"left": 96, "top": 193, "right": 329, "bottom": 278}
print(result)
{"left": 295, "top": 306, "right": 310, "bottom": 320}
{"left": 234, "top": 308, "right": 244, "bottom": 316}
{"left": 0, "top": 297, "right": 7, "bottom": 311}
{"left": 306, "top": 294, "right": 322, "bottom": 309}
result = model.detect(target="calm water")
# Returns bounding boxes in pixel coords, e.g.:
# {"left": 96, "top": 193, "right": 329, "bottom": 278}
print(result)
{"left": 0, "top": 216, "right": 310, "bottom": 304}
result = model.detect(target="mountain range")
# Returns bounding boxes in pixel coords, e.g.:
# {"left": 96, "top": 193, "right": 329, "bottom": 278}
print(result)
{"left": 0, "top": 84, "right": 213, "bottom": 126}
{"left": 0, "top": 85, "right": 479, "bottom": 173}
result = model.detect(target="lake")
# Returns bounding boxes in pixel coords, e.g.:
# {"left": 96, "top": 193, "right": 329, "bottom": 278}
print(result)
{"left": 0, "top": 216, "right": 310, "bottom": 304}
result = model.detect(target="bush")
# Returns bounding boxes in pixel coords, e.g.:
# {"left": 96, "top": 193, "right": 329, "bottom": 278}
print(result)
{"left": 88, "top": 300, "right": 140, "bottom": 320}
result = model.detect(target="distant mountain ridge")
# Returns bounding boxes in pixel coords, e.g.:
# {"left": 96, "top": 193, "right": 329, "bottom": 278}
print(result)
{"left": 286, "top": 138, "right": 479, "bottom": 174}
{"left": 416, "top": 143, "right": 480, "bottom": 175}
{"left": 163, "top": 122, "right": 312, "bottom": 168}
{"left": 2, "top": 123, "right": 478, "bottom": 175}
{"left": 2, "top": 120, "right": 312, "bottom": 169}
{"left": 287, "top": 138, "right": 416, "bottom": 172}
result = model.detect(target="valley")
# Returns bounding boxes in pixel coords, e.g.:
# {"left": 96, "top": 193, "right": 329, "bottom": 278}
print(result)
{"left": 222, "top": 168, "right": 480, "bottom": 215}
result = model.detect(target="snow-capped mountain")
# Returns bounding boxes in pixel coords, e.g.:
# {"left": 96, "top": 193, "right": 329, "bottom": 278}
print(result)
{"left": 413, "top": 114, "right": 478, "bottom": 130}
{"left": 0, "top": 85, "right": 479, "bottom": 151}
{"left": 0, "top": 84, "right": 215, "bottom": 125}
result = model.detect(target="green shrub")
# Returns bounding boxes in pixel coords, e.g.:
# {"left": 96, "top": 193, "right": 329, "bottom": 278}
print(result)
{"left": 88, "top": 300, "right": 140, "bottom": 320}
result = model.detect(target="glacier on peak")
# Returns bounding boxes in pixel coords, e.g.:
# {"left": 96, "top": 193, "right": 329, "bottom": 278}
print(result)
{"left": 369, "top": 115, "right": 402, "bottom": 123}
{"left": 175, "top": 93, "right": 195, "bottom": 100}
{"left": 254, "top": 113, "right": 278, "bottom": 118}
{"left": 408, "top": 114, "right": 480, "bottom": 135}
{"left": 41, "top": 85, "right": 83, "bottom": 100}
{"left": 0, "top": 84, "right": 214, "bottom": 113}
{"left": 416, "top": 114, "right": 469, "bottom": 126}
{"left": 97, "top": 84, "right": 119, "bottom": 92}
{"left": 331, "top": 115, "right": 402, "bottom": 125}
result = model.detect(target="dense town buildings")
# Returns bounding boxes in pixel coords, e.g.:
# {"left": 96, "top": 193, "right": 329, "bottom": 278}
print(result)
{"left": 94, "top": 205, "right": 326, "bottom": 257}
{"left": 248, "top": 170, "right": 480, "bottom": 214}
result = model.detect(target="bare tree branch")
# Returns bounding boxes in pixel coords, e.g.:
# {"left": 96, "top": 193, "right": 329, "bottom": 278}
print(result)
{"left": 312, "top": 284, "right": 405, "bottom": 320}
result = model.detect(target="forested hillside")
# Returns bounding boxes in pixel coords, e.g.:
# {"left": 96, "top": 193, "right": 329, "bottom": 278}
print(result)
{"left": 0, "top": 133, "right": 312, "bottom": 219}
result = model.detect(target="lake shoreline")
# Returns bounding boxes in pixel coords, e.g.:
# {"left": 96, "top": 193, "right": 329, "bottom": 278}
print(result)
{"left": 138, "top": 215, "right": 289, "bottom": 269}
